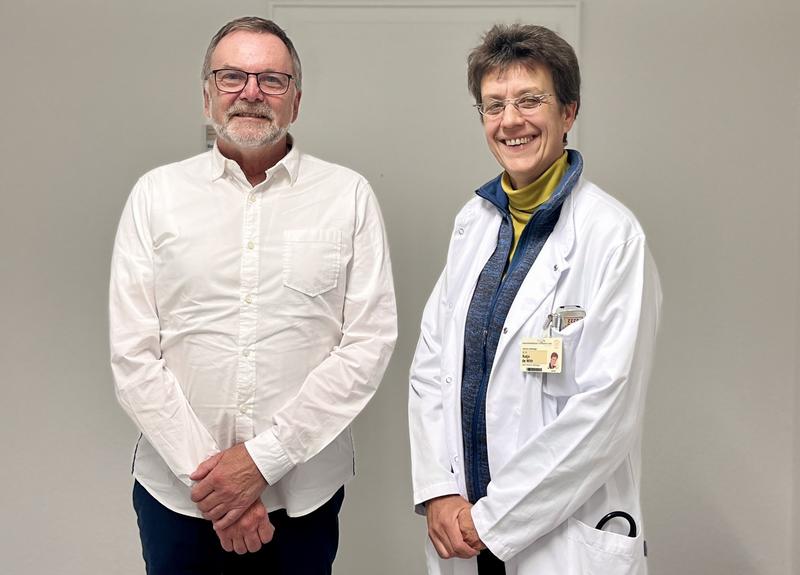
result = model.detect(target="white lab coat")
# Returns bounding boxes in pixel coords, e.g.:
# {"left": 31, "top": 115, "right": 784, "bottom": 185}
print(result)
{"left": 409, "top": 175, "right": 662, "bottom": 575}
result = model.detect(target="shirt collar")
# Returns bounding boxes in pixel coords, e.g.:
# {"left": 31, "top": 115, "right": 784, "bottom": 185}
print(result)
{"left": 210, "top": 133, "right": 300, "bottom": 186}
{"left": 280, "top": 134, "right": 300, "bottom": 186}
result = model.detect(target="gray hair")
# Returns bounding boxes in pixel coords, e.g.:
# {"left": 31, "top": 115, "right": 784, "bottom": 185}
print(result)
{"left": 202, "top": 16, "right": 302, "bottom": 91}
{"left": 467, "top": 24, "right": 580, "bottom": 115}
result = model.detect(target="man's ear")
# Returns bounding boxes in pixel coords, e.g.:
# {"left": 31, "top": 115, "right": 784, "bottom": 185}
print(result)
{"left": 291, "top": 89, "right": 302, "bottom": 124}
{"left": 203, "top": 85, "right": 211, "bottom": 119}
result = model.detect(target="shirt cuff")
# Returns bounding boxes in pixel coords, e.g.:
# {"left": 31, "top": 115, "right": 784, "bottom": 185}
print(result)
{"left": 244, "top": 429, "right": 295, "bottom": 485}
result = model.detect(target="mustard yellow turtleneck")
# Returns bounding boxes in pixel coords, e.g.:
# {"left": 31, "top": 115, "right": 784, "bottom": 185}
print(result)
{"left": 502, "top": 152, "right": 569, "bottom": 261}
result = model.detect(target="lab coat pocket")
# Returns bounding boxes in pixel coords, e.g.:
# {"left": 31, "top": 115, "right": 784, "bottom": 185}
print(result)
{"left": 282, "top": 229, "right": 342, "bottom": 297}
{"left": 565, "top": 517, "right": 645, "bottom": 575}
{"left": 541, "top": 320, "right": 584, "bottom": 399}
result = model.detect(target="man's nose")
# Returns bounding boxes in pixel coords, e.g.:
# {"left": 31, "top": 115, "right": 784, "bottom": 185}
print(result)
{"left": 239, "top": 74, "right": 264, "bottom": 101}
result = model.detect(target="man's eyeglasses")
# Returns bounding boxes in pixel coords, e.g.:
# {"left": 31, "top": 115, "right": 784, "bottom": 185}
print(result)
{"left": 209, "top": 69, "right": 294, "bottom": 95}
{"left": 473, "top": 93, "right": 552, "bottom": 117}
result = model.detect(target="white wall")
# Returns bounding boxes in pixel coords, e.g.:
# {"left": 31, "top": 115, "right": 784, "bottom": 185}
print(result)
{"left": 0, "top": 1, "right": 797, "bottom": 574}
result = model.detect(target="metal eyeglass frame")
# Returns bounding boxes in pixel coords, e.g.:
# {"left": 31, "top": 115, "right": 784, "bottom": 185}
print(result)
{"left": 473, "top": 93, "right": 552, "bottom": 117}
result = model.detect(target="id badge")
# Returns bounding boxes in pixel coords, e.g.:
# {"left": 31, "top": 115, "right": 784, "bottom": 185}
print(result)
{"left": 520, "top": 338, "right": 562, "bottom": 373}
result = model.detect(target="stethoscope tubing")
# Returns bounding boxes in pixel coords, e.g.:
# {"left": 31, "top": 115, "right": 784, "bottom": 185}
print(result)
{"left": 595, "top": 511, "right": 637, "bottom": 537}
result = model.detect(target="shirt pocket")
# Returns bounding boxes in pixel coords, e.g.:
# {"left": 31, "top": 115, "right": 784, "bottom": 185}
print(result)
{"left": 282, "top": 229, "right": 342, "bottom": 297}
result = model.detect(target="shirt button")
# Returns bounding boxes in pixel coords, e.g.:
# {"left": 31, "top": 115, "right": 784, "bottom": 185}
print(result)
{"left": 248, "top": 193, "right": 256, "bottom": 203}
{"left": 244, "top": 295, "right": 253, "bottom": 304}
{"left": 247, "top": 241, "right": 255, "bottom": 250}
{"left": 445, "top": 376, "right": 453, "bottom": 384}
{"left": 239, "top": 405, "right": 248, "bottom": 414}
{"left": 503, "top": 327, "right": 508, "bottom": 334}
{"left": 456, "top": 227, "right": 465, "bottom": 236}
{"left": 243, "top": 349, "right": 251, "bottom": 357}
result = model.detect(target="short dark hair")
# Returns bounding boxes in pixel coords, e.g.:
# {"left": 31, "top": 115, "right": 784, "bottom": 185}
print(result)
{"left": 467, "top": 24, "right": 580, "bottom": 115}
{"left": 202, "top": 16, "right": 302, "bottom": 91}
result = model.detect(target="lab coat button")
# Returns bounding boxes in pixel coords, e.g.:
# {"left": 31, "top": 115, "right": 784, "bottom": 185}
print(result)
{"left": 456, "top": 227, "right": 465, "bottom": 236}
{"left": 445, "top": 376, "right": 453, "bottom": 384}
{"left": 239, "top": 405, "right": 248, "bottom": 414}
{"left": 502, "top": 327, "right": 508, "bottom": 334}
{"left": 247, "top": 241, "right": 255, "bottom": 250}
{"left": 243, "top": 349, "right": 251, "bottom": 357}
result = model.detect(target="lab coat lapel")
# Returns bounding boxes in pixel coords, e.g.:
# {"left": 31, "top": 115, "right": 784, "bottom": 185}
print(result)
{"left": 494, "top": 190, "right": 578, "bottom": 361}
{"left": 450, "top": 205, "right": 503, "bottom": 323}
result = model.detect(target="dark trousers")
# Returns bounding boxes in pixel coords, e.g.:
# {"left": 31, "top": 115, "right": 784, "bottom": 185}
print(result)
{"left": 133, "top": 481, "right": 344, "bottom": 575}
{"left": 477, "top": 549, "right": 506, "bottom": 575}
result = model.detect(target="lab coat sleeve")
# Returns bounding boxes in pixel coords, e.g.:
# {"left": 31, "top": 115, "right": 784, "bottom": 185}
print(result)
{"left": 470, "top": 235, "right": 662, "bottom": 561}
{"left": 109, "top": 176, "right": 220, "bottom": 486}
{"left": 244, "top": 180, "right": 397, "bottom": 485}
{"left": 408, "top": 270, "right": 461, "bottom": 513}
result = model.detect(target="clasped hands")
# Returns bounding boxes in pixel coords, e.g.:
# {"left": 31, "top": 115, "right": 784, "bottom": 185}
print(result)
{"left": 190, "top": 443, "right": 273, "bottom": 554}
{"left": 425, "top": 494, "right": 487, "bottom": 560}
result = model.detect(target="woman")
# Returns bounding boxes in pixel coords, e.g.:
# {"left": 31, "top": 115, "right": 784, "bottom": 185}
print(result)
{"left": 409, "top": 24, "right": 661, "bottom": 575}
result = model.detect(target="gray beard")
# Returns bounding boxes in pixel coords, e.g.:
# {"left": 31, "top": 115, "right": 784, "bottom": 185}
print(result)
{"left": 213, "top": 118, "right": 289, "bottom": 149}
{"left": 213, "top": 102, "right": 289, "bottom": 148}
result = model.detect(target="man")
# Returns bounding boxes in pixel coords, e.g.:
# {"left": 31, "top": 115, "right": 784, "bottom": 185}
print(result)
{"left": 109, "top": 17, "right": 397, "bottom": 574}
{"left": 409, "top": 24, "right": 660, "bottom": 574}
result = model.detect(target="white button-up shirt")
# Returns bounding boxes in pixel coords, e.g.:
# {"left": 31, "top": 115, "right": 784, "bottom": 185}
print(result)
{"left": 109, "top": 140, "right": 397, "bottom": 517}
